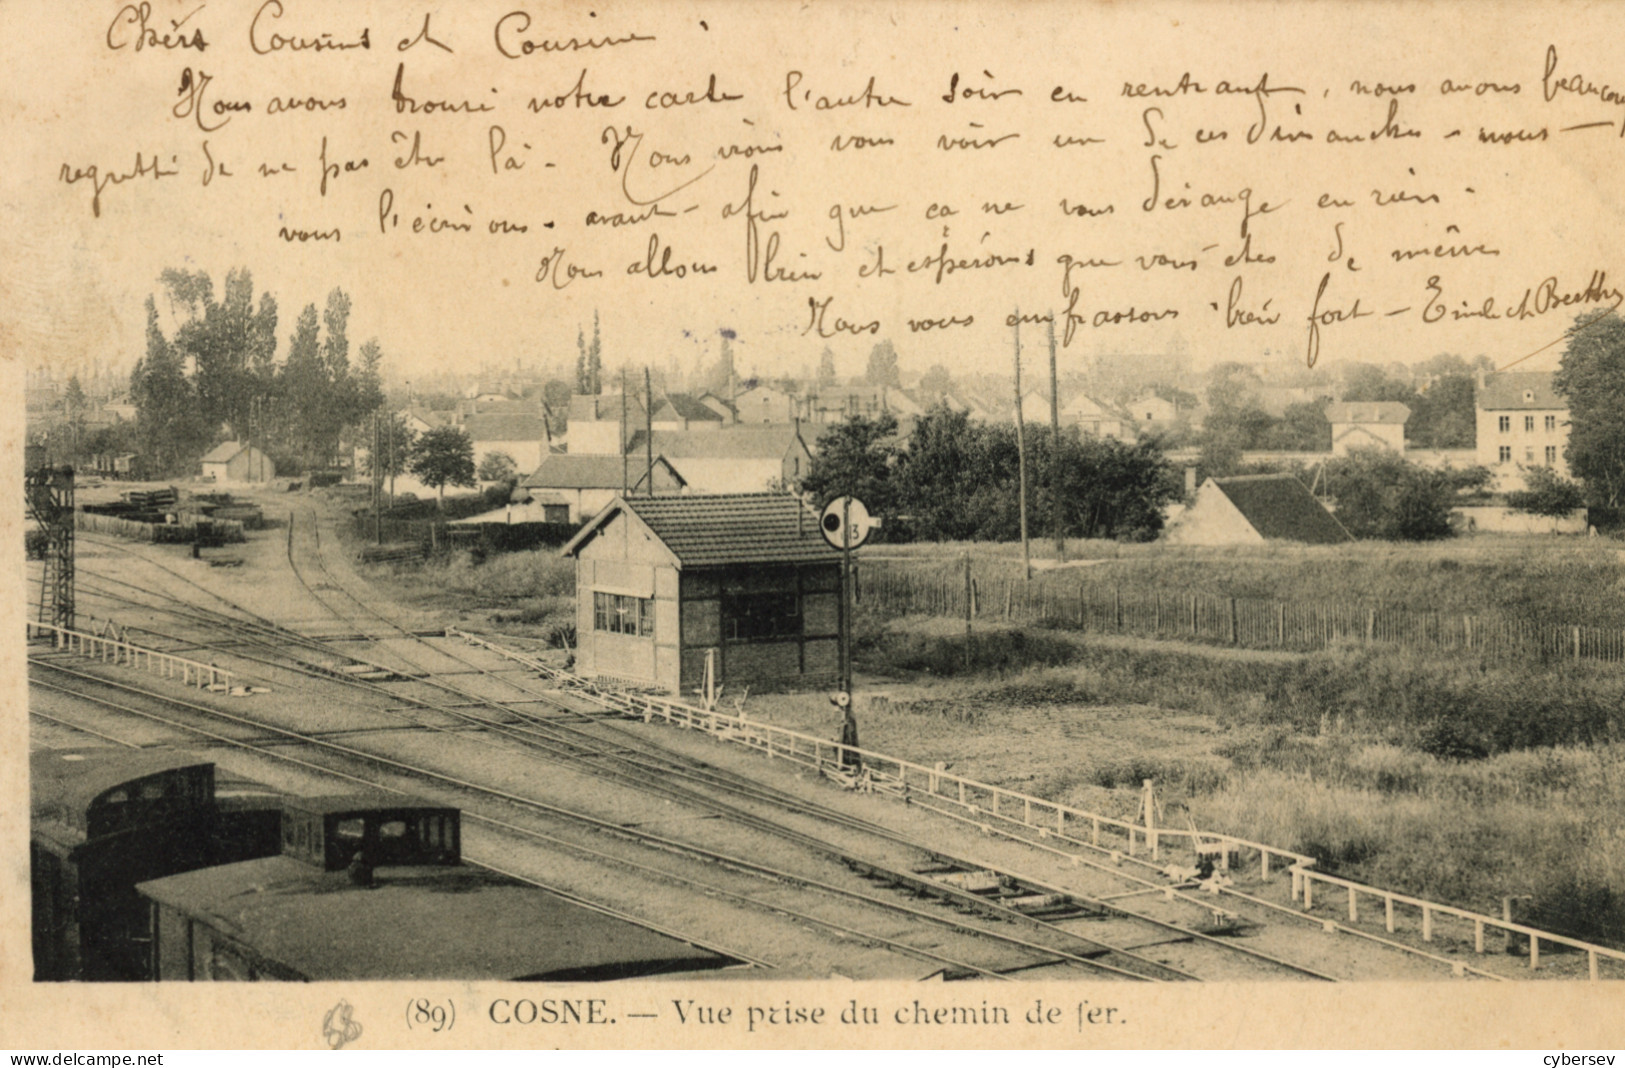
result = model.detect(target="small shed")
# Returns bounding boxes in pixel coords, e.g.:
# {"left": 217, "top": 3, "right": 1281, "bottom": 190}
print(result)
{"left": 1165, "top": 474, "right": 1352, "bottom": 546}
{"left": 200, "top": 442, "right": 275, "bottom": 484}
{"left": 561, "top": 493, "right": 842, "bottom": 695}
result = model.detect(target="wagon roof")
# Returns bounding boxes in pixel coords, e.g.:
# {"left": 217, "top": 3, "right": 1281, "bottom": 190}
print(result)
{"left": 138, "top": 857, "right": 729, "bottom": 981}
{"left": 31, "top": 749, "right": 214, "bottom": 830}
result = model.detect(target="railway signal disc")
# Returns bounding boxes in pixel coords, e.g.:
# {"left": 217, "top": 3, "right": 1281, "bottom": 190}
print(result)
{"left": 820, "top": 497, "right": 876, "bottom": 551}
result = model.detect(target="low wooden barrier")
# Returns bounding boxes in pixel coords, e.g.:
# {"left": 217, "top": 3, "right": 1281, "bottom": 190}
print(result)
{"left": 27, "top": 621, "right": 236, "bottom": 690}
{"left": 449, "top": 625, "right": 1625, "bottom": 979}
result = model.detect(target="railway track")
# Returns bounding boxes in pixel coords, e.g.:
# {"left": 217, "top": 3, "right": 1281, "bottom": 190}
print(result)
{"left": 41, "top": 510, "right": 1504, "bottom": 981}
{"left": 30, "top": 659, "right": 1187, "bottom": 981}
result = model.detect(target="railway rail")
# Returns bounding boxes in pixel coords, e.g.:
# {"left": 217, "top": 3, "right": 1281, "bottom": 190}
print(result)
{"left": 31, "top": 660, "right": 1180, "bottom": 981}
{"left": 70, "top": 515, "right": 1350, "bottom": 980}
{"left": 42, "top": 506, "right": 1622, "bottom": 981}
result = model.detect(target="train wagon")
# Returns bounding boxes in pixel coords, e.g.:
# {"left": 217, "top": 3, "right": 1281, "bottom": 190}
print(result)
{"left": 30, "top": 749, "right": 283, "bottom": 981}
{"left": 138, "top": 793, "right": 737, "bottom": 982}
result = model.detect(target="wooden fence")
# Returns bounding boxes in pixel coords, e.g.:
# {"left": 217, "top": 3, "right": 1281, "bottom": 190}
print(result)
{"left": 861, "top": 562, "right": 1625, "bottom": 664}
{"left": 449, "top": 627, "right": 1625, "bottom": 978}
{"left": 75, "top": 510, "right": 245, "bottom": 545}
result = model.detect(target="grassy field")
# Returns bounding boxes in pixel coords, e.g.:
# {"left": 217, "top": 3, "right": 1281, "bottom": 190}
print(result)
{"left": 341, "top": 519, "right": 1625, "bottom": 946}
{"left": 356, "top": 547, "right": 577, "bottom": 641}
{"left": 870, "top": 533, "right": 1625, "bottom": 628}
{"left": 822, "top": 614, "right": 1625, "bottom": 945}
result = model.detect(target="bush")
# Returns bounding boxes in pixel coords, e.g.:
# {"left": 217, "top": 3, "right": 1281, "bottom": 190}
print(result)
{"left": 1326, "top": 448, "right": 1464, "bottom": 541}
{"left": 1524, "top": 877, "right": 1625, "bottom": 947}
{"left": 1506, "top": 466, "right": 1587, "bottom": 517}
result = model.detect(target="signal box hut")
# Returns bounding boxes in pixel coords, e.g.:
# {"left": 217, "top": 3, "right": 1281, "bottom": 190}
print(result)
{"left": 561, "top": 493, "right": 843, "bottom": 695}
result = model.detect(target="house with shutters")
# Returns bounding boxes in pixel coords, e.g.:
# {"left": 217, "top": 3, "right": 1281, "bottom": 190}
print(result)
{"left": 1475, "top": 371, "right": 1571, "bottom": 490}
{"left": 561, "top": 493, "right": 842, "bottom": 695}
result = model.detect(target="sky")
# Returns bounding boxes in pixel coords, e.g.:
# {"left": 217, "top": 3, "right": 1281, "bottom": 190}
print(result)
{"left": 8, "top": 1, "right": 1625, "bottom": 395}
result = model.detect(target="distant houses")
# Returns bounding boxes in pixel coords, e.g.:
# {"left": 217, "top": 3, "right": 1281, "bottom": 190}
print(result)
{"left": 1326, "top": 402, "right": 1410, "bottom": 456}
{"left": 624, "top": 425, "right": 812, "bottom": 494}
{"left": 1018, "top": 389, "right": 1134, "bottom": 440}
{"left": 463, "top": 410, "right": 551, "bottom": 475}
{"left": 509, "top": 454, "right": 685, "bottom": 524}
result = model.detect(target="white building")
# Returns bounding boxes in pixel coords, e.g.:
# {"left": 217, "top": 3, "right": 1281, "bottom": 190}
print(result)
{"left": 1475, "top": 371, "right": 1570, "bottom": 490}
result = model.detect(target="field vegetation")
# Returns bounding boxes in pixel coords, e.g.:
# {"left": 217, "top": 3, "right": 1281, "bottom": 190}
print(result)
{"left": 347, "top": 525, "right": 1625, "bottom": 947}
{"left": 869, "top": 534, "right": 1625, "bottom": 629}
{"left": 836, "top": 610, "right": 1625, "bottom": 946}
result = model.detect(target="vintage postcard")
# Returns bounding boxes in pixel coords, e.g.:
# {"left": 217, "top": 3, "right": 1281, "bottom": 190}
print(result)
{"left": 4, "top": 0, "right": 1625, "bottom": 1052}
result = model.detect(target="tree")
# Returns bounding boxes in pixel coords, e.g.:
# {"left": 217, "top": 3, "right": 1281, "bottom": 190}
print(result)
{"left": 801, "top": 412, "right": 900, "bottom": 518}
{"left": 1407, "top": 373, "right": 1477, "bottom": 449}
{"left": 160, "top": 267, "right": 278, "bottom": 440}
{"left": 279, "top": 303, "right": 326, "bottom": 472}
{"left": 131, "top": 295, "right": 207, "bottom": 476}
{"left": 542, "top": 378, "right": 573, "bottom": 433}
{"left": 1260, "top": 401, "right": 1331, "bottom": 451}
{"left": 864, "top": 339, "right": 901, "bottom": 388}
{"left": 1506, "top": 465, "right": 1586, "bottom": 517}
{"left": 589, "top": 311, "right": 603, "bottom": 394}
{"left": 62, "top": 375, "right": 87, "bottom": 458}
{"left": 1555, "top": 309, "right": 1625, "bottom": 510}
{"left": 817, "top": 346, "right": 838, "bottom": 387}
{"left": 409, "top": 426, "right": 477, "bottom": 508}
{"left": 1325, "top": 449, "right": 1464, "bottom": 541}
{"left": 918, "top": 363, "right": 954, "bottom": 397}
{"left": 477, "top": 451, "right": 519, "bottom": 485}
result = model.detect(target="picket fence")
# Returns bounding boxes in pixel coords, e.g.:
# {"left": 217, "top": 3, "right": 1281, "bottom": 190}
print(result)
{"left": 861, "top": 561, "right": 1625, "bottom": 664}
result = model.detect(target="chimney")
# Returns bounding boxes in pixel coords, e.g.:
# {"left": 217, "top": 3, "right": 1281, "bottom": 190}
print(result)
{"left": 1185, "top": 466, "right": 1198, "bottom": 496}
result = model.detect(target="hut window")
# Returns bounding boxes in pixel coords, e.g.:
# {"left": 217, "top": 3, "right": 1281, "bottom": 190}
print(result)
{"left": 594, "top": 591, "right": 654, "bottom": 636}
{"left": 724, "top": 592, "right": 801, "bottom": 640}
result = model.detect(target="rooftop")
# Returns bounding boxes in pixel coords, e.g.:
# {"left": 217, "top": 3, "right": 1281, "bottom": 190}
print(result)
{"left": 31, "top": 749, "right": 215, "bottom": 834}
{"left": 522, "top": 453, "right": 684, "bottom": 491}
{"left": 201, "top": 441, "right": 251, "bottom": 464}
{"left": 1325, "top": 402, "right": 1411, "bottom": 425}
{"left": 138, "top": 856, "right": 731, "bottom": 981}
{"left": 563, "top": 493, "right": 842, "bottom": 568}
{"left": 622, "top": 425, "right": 805, "bottom": 459}
{"left": 567, "top": 392, "right": 648, "bottom": 423}
{"left": 1478, "top": 371, "right": 1565, "bottom": 410}
{"left": 463, "top": 412, "right": 548, "bottom": 442}
{"left": 1210, "top": 474, "right": 1353, "bottom": 545}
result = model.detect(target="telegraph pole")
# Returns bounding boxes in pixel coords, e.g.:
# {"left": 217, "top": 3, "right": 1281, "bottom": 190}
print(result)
{"left": 1048, "top": 316, "right": 1065, "bottom": 562}
{"left": 1012, "top": 310, "right": 1032, "bottom": 581}
{"left": 372, "top": 410, "right": 382, "bottom": 545}
{"left": 644, "top": 366, "right": 655, "bottom": 495}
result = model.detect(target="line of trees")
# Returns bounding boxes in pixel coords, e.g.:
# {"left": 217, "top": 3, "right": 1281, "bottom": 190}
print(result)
{"left": 801, "top": 406, "right": 1181, "bottom": 542}
{"left": 131, "top": 267, "right": 385, "bottom": 477}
